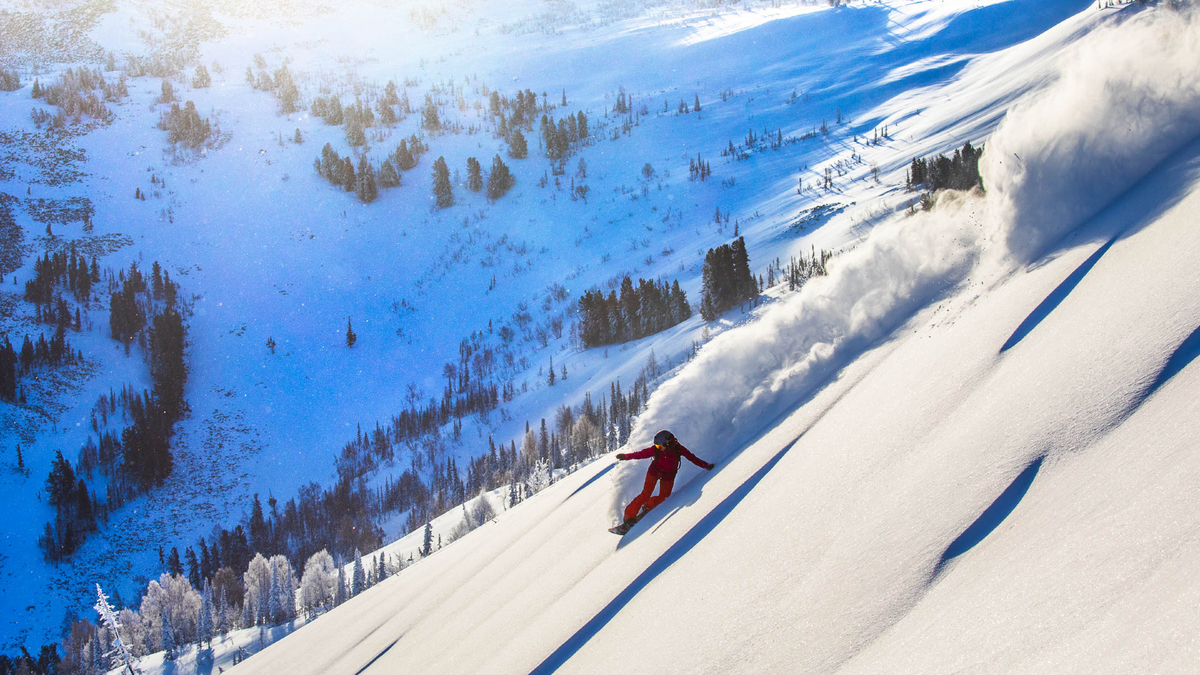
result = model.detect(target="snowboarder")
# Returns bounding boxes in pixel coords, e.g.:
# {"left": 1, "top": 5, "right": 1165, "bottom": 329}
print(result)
{"left": 612, "top": 430, "right": 714, "bottom": 534}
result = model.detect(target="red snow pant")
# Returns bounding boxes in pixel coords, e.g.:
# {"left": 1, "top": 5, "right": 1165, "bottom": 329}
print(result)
{"left": 624, "top": 468, "right": 675, "bottom": 521}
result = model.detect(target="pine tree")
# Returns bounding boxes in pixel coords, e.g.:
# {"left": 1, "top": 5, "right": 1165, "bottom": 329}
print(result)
{"left": 432, "top": 156, "right": 453, "bottom": 208}
{"left": 548, "top": 356, "right": 556, "bottom": 386}
{"left": 699, "top": 238, "right": 754, "bottom": 320}
{"left": 378, "top": 160, "right": 400, "bottom": 188}
{"left": 198, "top": 582, "right": 214, "bottom": 646}
{"left": 346, "top": 318, "right": 357, "bottom": 347}
{"left": 94, "top": 585, "right": 140, "bottom": 675}
{"left": 268, "top": 567, "right": 282, "bottom": 623}
{"left": 355, "top": 157, "right": 378, "bottom": 203}
{"left": 730, "top": 236, "right": 755, "bottom": 303}
{"left": 378, "top": 100, "right": 397, "bottom": 126}
{"left": 466, "top": 157, "right": 482, "bottom": 192}
{"left": 160, "top": 607, "right": 176, "bottom": 660}
{"left": 185, "top": 547, "right": 200, "bottom": 588}
{"left": 421, "top": 94, "right": 440, "bottom": 131}
{"left": 327, "top": 97, "right": 344, "bottom": 125}
{"left": 351, "top": 549, "right": 365, "bottom": 596}
{"left": 215, "top": 587, "right": 229, "bottom": 633}
{"left": 508, "top": 477, "right": 520, "bottom": 507}
{"left": 335, "top": 563, "right": 347, "bottom": 606}
{"left": 149, "top": 307, "right": 186, "bottom": 420}
{"left": 0, "top": 338, "right": 15, "bottom": 401}
{"left": 192, "top": 65, "right": 211, "bottom": 89}
{"left": 700, "top": 250, "right": 720, "bottom": 322}
{"left": 422, "top": 522, "right": 433, "bottom": 556}
{"left": 341, "top": 157, "right": 356, "bottom": 192}
{"left": 293, "top": 127, "right": 302, "bottom": 144}
{"left": 486, "top": 154, "right": 513, "bottom": 200}
{"left": 508, "top": 128, "right": 528, "bottom": 159}
{"left": 45, "top": 450, "right": 76, "bottom": 506}
{"left": 395, "top": 139, "right": 415, "bottom": 170}
{"left": 344, "top": 113, "right": 366, "bottom": 147}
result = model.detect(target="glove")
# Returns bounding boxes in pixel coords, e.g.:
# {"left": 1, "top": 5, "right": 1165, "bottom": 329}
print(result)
{"left": 705, "top": 462, "right": 715, "bottom": 471}
{"left": 616, "top": 453, "right": 627, "bottom": 461}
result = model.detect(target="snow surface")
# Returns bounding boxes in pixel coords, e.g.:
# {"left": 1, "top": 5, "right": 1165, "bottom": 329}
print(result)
{"left": 3, "top": 0, "right": 1198, "bottom": 668}
{"left": 200, "top": 2, "right": 1200, "bottom": 674}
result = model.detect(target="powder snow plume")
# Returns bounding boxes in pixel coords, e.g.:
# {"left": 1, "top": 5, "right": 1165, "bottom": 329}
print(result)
{"left": 614, "top": 4, "right": 1200, "bottom": 513}
{"left": 982, "top": 5, "right": 1200, "bottom": 264}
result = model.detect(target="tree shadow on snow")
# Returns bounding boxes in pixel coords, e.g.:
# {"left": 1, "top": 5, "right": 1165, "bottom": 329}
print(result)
{"left": 527, "top": 438, "right": 799, "bottom": 675}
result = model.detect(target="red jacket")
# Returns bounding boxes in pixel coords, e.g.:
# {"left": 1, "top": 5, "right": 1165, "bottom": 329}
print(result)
{"left": 625, "top": 441, "right": 707, "bottom": 477}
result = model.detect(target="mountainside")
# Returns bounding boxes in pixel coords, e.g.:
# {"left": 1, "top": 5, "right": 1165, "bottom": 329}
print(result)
{"left": 3, "top": 0, "right": 1198, "bottom": 669}
{"left": 220, "top": 2, "right": 1200, "bottom": 674}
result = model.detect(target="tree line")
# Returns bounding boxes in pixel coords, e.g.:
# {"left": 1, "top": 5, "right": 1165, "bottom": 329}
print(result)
{"left": 576, "top": 276, "right": 691, "bottom": 349}
{"left": 30, "top": 66, "right": 127, "bottom": 128}
{"left": 33, "top": 261, "right": 188, "bottom": 562}
{"left": 3, "top": 249, "right": 95, "bottom": 403}
{"left": 907, "top": 140, "right": 984, "bottom": 193}
{"left": 314, "top": 134, "right": 428, "bottom": 203}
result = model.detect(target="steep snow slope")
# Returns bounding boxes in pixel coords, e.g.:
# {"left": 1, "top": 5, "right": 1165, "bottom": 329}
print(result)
{"left": 227, "top": 3, "right": 1200, "bottom": 674}
{"left": 1, "top": 0, "right": 1103, "bottom": 649}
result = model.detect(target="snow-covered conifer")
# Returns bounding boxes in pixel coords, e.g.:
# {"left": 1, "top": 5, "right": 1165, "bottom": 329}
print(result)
{"left": 216, "top": 588, "right": 229, "bottom": 633}
{"left": 160, "top": 607, "right": 175, "bottom": 660}
{"left": 269, "top": 554, "right": 297, "bottom": 622}
{"left": 94, "top": 584, "right": 140, "bottom": 675}
{"left": 351, "top": 549, "right": 366, "bottom": 596}
{"left": 335, "top": 562, "right": 347, "bottom": 606}
{"left": 198, "top": 582, "right": 214, "bottom": 646}
{"left": 268, "top": 568, "right": 282, "bottom": 624}
{"left": 527, "top": 458, "right": 551, "bottom": 496}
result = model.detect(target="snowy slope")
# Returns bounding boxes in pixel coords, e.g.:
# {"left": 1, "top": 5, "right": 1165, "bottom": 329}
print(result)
{"left": 217, "top": 3, "right": 1200, "bottom": 674}
{"left": 2, "top": 0, "right": 1113, "bottom": 649}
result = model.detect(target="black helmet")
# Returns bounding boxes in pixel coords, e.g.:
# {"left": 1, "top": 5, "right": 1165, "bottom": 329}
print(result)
{"left": 653, "top": 430, "right": 675, "bottom": 447}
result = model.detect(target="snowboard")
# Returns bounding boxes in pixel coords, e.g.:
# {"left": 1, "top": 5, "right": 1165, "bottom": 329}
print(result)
{"left": 608, "top": 511, "right": 645, "bottom": 536}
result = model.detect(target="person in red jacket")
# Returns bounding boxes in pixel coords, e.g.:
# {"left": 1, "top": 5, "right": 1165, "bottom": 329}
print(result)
{"left": 615, "top": 429, "right": 714, "bottom": 528}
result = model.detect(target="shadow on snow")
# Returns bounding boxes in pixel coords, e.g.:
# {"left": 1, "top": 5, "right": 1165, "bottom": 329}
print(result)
{"left": 528, "top": 437, "right": 800, "bottom": 675}
{"left": 937, "top": 456, "right": 1042, "bottom": 572}
{"left": 1000, "top": 235, "right": 1117, "bottom": 353}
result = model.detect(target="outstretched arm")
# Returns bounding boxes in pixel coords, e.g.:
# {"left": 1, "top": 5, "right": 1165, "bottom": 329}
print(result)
{"left": 679, "top": 444, "right": 715, "bottom": 470}
{"left": 616, "top": 446, "right": 657, "bottom": 461}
